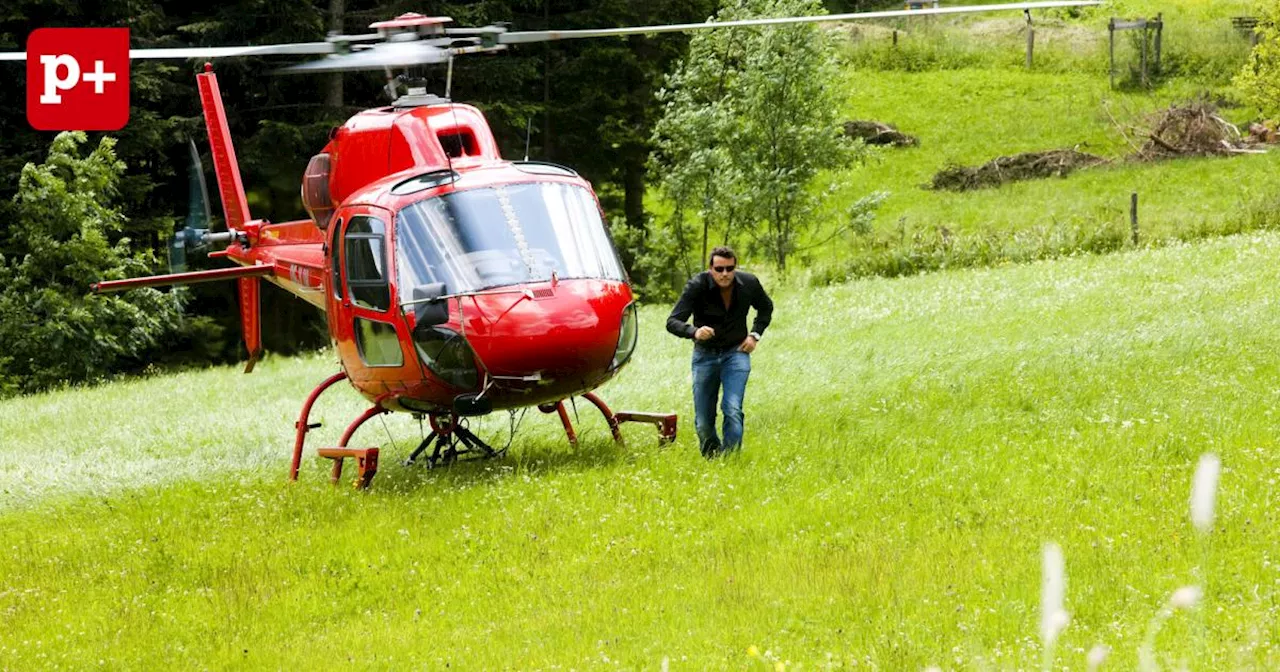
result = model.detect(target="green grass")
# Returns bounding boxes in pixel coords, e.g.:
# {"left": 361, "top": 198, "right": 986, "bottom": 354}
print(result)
{"left": 5, "top": 2, "right": 1280, "bottom": 666}
{"left": 796, "top": 61, "right": 1280, "bottom": 281}
{"left": 3, "top": 232, "right": 1280, "bottom": 668}
{"left": 832, "top": 66, "right": 1279, "bottom": 234}
{"left": 780, "top": 1, "right": 1280, "bottom": 278}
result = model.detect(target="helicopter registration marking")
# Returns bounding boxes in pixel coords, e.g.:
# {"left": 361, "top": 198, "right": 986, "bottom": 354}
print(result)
{"left": 287, "top": 263, "right": 322, "bottom": 291}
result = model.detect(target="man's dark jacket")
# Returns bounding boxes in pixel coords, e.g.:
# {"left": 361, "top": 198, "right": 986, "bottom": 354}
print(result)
{"left": 666, "top": 271, "right": 773, "bottom": 352}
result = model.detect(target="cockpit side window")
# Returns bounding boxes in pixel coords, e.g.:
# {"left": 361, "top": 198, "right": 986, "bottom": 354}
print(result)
{"left": 344, "top": 216, "right": 391, "bottom": 311}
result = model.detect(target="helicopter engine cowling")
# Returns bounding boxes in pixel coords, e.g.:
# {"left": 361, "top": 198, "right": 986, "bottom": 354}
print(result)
{"left": 323, "top": 103, "right": 501, "bottom": 208}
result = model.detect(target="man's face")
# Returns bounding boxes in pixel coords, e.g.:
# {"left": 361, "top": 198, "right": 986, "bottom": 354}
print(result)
{"left": 709, "top": 255, "right": 736, "bottom": 289}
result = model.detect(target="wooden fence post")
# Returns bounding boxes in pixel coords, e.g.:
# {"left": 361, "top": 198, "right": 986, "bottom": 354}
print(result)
{"left": 1109, "top": 19, "right": 1116, "bottom": 88}
{"left": 1130, "top": 192, "right": 1139, "bottom": 244}
{"left": 1140, "top": 24, "right": 1149, "bottom": 87}
{"left": 1026, "top": 11, "right": 1035, "bottom": 69}
{"left": 1154, "top": 13, "right": 1163, "bottom": 73}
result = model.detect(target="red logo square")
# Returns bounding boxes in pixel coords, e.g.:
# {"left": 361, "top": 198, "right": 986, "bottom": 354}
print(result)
{"left": 26, "top": 28, "right": 130, "bottom": 131}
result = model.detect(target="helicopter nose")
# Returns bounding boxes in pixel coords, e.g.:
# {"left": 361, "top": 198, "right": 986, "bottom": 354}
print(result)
{"left": 460, "top": 279, "right": 632, "bottom": 385}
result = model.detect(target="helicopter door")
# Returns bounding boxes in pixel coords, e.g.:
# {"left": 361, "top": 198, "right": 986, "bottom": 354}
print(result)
{"left": 338, "top": 208, "right": 406, "bottom": 375}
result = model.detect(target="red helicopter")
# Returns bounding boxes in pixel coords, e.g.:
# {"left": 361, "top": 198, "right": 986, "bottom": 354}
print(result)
{"left": 2, "top": 2, "right": 1096, "bottom": 488}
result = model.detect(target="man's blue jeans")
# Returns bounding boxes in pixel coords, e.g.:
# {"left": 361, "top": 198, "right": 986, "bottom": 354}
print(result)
{"left": 691, "top": 347, "right": 751, "bottom": 455}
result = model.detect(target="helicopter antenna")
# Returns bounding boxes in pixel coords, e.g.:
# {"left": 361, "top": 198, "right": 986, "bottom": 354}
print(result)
{"left": 444, "top": 53, "right": 461, "bottom": 177}
{"left": 444, "top": 96, "right": 459, "bottom": 176}
{"left": 444, "top": 132, "right": 455, "bottom": 174}
{"left": 523, "top": 115, "right": 534, "bottom": 161}
{"left": 445, "top": 54, "right": 454, "bottom": 99}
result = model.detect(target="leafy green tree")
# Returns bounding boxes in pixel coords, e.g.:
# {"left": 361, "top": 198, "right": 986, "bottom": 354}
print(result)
{"left": 1236, "top": 1, "right": 1280, "bottom": 118}
{"left": 0, "top": 0, "right": 344, "bottom": 368}
{"left": 0, "top": 132, "right": 184, "bottom": 395}
{"left": 651, "top": 0, "right": 860, "bottom": 273}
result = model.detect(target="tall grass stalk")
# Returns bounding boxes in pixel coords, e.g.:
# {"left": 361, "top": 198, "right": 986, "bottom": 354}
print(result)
{"left": 1192, "top": 453, "right": 1222, "bottom": 664}
{"left": 1041, "top": 541, "right": 1068, "bottom": 671}
{"left": 1139, "top": 586, "right": 1202, "bottom": 670}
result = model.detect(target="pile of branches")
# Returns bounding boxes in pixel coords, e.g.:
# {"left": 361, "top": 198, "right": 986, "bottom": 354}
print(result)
{"left": 925, "top": 102, "right": 1273, "bottom": 193}
{"left": 843, "top": 120, "right": 919, "bottom": 147}
{"left": 930, "top": 149, "right": 1107, "bottom": 191}
{"left": 1247, "top": 121, "right": 1279, "bottom": 144}
{"left": 1135, "top": 102, "right": 1266, "bottom": 159}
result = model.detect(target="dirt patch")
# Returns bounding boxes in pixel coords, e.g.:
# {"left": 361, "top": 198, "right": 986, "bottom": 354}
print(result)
{"left": 930, "top": 102, "right": 1275, "bottom": 192}
{"left": 930, "top": 149, "right": 1107, "bottom": 191}
{"left": 844, "top": 120, "right": 919, "bottom": 147}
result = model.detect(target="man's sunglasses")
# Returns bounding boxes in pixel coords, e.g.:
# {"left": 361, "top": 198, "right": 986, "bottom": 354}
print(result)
{"left": 712, "top": 265, "right": 736, "bottom": 273}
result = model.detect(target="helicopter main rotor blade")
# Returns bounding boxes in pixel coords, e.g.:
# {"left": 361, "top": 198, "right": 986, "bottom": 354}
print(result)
{"left": 277, "top": 41, "right": 453, "bottom": 73}
{"left": 500, "top": 0, "right": 1099, "bottom": 44}
{"left": 0, "top": 1, "right": 1098, "bottom": 63}
{"left": 0, "top": 41, "right": 337, "bottom": 61}
{"left": 132, "top": 43, "right": 337, "bottom": 59}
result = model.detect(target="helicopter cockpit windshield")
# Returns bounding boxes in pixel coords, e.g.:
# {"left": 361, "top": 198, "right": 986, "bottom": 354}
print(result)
{"left": 396, "top": 181, "right": 625, "bottom": 301}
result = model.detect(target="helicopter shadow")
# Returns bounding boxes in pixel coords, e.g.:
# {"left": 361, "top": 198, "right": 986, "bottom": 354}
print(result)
{"left": 371, "top": 429, "right": 652, "bottom": 495}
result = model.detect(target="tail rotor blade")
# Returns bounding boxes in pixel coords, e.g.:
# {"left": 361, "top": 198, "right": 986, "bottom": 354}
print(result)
{"left": 169, "top": 233, "right": 188, "bottom": 274}
{"left": 185, "top": 137, "right": 212, "bottom": 232}
{"left": 171, "top": 137, "right": 214, "bottom": 274}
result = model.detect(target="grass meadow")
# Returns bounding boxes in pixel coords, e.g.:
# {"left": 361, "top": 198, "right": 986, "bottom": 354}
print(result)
{"left": 788, "top": 0, "right": 1280, "bottom": 279}
{"left": 833, "top": 69, "right": 1280, "bottom": 238}
{"left": 3, "top": 232, "right": 1279, "bottom": 668}
{"left": 4, "top": 1, "right": 1280, "bottom": 668}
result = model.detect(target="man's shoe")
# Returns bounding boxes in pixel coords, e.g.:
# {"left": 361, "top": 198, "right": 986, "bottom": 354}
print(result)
{"left": 700, "top": 438, "right": 722, "bottom": 458}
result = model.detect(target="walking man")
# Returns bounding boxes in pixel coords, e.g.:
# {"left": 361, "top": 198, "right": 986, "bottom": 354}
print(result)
{"left": 666, "top": 247, "right": 773, "bottom": 457}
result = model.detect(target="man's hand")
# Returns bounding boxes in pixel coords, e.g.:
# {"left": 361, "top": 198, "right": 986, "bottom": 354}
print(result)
{"left": 694, "top": 326, "right": 716, "bottom": 341}
{"left": 738, "top": 335, "right": 758, "bottom": 353}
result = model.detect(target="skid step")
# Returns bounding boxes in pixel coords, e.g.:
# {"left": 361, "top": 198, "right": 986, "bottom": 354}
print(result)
{"left": 615, "top": 412, "right": 678, "bottom": 444}
{"left": 318, "top": 447, "right": 380, "bottom": 489}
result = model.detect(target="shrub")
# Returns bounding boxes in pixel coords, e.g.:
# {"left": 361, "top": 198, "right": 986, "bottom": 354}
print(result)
{"left": 1235, "top": 0, "right": 1280, "bottom": 117}
{"left": 0, "top": 132, "right": 185, "bottom": 395}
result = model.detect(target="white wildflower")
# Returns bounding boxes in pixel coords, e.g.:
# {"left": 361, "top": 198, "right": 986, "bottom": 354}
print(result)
{"left": 1042, "top": 542, "right": 1067, "bottom": 645}
{"left": 1087, "top": 644, "right": 1110, "bottom": 671}
{"left": 1190, "top": 453, "right": 1221, "bottom": 533}
{"left": 1170, "top": 585, "right": 1202, "bottom": 610}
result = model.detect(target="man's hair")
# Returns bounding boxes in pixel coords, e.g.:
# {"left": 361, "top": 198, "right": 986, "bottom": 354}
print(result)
{"left": 708, "top": 246, "right": 737, "bottom": 266}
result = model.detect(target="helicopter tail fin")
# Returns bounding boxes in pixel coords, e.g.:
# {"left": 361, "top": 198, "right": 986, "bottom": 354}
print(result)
{"left": 196, "top": 65, "right": 262, "bottom": 372}
{"left": 195, "top": 64, "right": 252, "bottom": 231}
{"left": 239, "top": 274, "right": 262, "bottom": 373}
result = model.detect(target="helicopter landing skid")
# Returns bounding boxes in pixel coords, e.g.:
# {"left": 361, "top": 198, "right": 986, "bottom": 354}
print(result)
{"left": 539, "top": 393, "right": 678, "bottom": 449}
{"left": 290, "top": 372, "right": 389, "bottom": 490}
{"left": 404, "top": 415, "right": 505, "bottom": 469}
